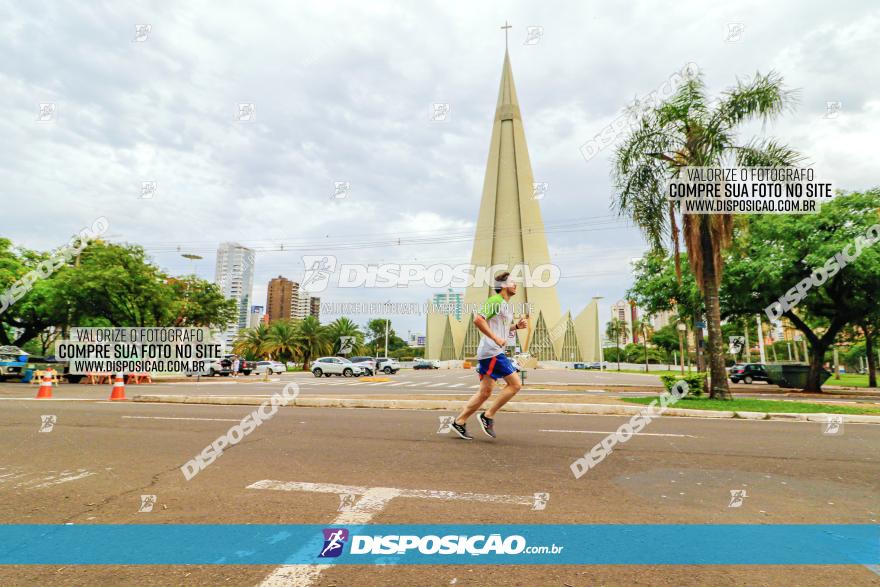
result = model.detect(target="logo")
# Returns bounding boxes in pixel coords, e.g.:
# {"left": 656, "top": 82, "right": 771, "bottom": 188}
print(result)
{"left": 39, "top": 415, "right": 57, "bottom": 433}
{"left": 133, "top": 24, "right": 152, "bottom": 42}
{"left": 237, "top": 103, "right": 256, "bottom": 122}
{"left": 338, "top": 493, "right": 357, "bottom": 512}
{"left": 532, "top": 492, "right": 549, "bottom": 511}
{"left": 332, "top": 181, "right": 351, "bottom": 199}
{"left": 319, "top": 528, "right": 349, "bottom": 558}
{"left": 301, "top": 255, "right": 337, "bottom": 293}
{"left": 338, "top": 336, "right": 355, "bottom": 355}
{"left": 37, "top": 103, "right": 56, "bottom": 122}
{"left": 524, "top": 26, "right": 543, "bottom": 46}
{"left": 728, "top": 489, "right": 747, "bottom": 508}
{"left": 141, "top": 181, "right": 157, "bottom": 199}
{"left": 430, "top": 103, "right": 451, "bottom": 122}
{"left": 823, "top": 415, "right": 844, "bottom": 435}
{"left": 824, "top": 101, "right": 842, "bottom": 119}
{"left": 139, "top": 494, "right": 157, "bottom": 512}
{"left": 728, "top": 336, "right": 745, "bottom": 355}
{"left": 436, "top": 416, "right": 454, "bottom": 434}
{"left": 532, "top": 182, "right": 548, "bottom": 200}
{"left": 725, "top": 23, "right": 744, "bottom": 43}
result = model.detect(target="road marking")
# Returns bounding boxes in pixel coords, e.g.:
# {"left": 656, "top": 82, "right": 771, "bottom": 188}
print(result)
{"left": 249, "top": 479, "right": 543, "bottom": 585}
{"left": 448, "top": 383, "right": 465, "bottom": 388}
{"left": 540, "top": 429, "right": 697, "bottom": 438}
{"left": 121, "top": 416, "right": 240, "bottom": 422}
{"left": 2, "top": 469, "right": 96, "bottom": 489}
{"left": 428, "top": 382, "right": 448, "bottom": 387}
{"left": 389, "top": 382, "right": 408, "bottom": 386}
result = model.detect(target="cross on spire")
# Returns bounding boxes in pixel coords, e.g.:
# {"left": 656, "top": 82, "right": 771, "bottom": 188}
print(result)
{"left": 501, "top": 20, "right": 512, "bottom": 50}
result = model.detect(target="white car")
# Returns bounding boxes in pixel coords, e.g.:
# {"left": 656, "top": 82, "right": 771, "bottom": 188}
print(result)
{"left": 254, "top": 361, "right": 286, "bottom": 375}
{"left": 311, "top": 357, "right": 365, "bottom": 377}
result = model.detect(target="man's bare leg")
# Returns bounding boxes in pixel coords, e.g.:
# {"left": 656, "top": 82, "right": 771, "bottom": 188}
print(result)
{"left": 455, "top": 375, "right": 495, "bottom": 425}
{"left": 484, "top": 371, "right": 522, "bottom": 418}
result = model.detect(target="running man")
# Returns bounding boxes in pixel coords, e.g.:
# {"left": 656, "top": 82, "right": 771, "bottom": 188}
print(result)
{"left": 450, "top": 272, "right": 527, "bottom": 440}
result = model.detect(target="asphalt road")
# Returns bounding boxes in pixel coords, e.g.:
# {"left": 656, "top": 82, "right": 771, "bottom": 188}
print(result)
{"left": 0, "top": 394, "right": 878, "bottom": 586}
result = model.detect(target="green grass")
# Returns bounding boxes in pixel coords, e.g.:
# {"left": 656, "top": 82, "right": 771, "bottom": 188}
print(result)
{"left": 824, "top": 373, "right": 874, "bottom": 388}
{"left": 622, "top": 396, "right": 880, "bottom": 415}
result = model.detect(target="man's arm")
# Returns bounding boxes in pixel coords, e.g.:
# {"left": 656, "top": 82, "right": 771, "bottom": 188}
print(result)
{"left": 474, "top": 314, "right": 506, "bottom": 348}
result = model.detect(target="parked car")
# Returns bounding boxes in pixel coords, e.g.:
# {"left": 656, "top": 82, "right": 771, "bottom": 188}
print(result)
{"left": 254, "top": 360, "right": 286, "bottom": 375}
{"left": 311, "top": 357, "right": 365, "bottom": 377}
{"left": 186, "top": 357, "right": 232, "bottom": 377}
{"left": 375, "top": 357, "right": 400, "bottom": 374}
{"left": 224, "top": 354, "right": 254, "bottom": 375}
{"left": 413, "top": 359, "right": 440, "bottom": 370}
{"left": 729, "top": 363, "right": 770, "bottom": 384}
{"left": 585, "top": 361, "right": 607, "bottom": 370}
{"left": 350, "top": 356, "right": 377, "bottom": 375}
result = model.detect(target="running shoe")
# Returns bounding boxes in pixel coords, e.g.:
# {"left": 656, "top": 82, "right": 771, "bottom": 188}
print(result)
{"left": 449, "top": 420, "right": 473, "bottom": 440}
{"left": 478, "top": 412, "right": 496, "bottom": 438}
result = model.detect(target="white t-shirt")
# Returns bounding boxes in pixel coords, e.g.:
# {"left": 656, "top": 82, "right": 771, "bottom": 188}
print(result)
{"left": 475, "top": 294, "right": 513, "bottom": 359}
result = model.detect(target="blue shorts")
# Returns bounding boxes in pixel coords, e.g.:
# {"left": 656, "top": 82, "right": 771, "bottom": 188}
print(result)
{"left": 477, "top": 353, "right": 517, "bottom": 380}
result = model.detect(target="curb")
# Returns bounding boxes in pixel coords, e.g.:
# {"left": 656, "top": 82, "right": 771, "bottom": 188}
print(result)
{"left": 131, "top": 395, "right": 880, "bottom": 423}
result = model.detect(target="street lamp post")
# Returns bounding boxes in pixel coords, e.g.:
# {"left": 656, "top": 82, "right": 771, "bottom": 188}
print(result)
{"left": 592, "top": 297, "right": 604, "bottom": 371}
{"left": 677, "top": 322, "right": 687, "bottom": 374}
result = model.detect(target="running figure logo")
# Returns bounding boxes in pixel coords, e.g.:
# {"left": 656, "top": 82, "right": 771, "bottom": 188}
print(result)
{"left": 318, "top": 528, "right": 349, "bottom": 558}
{"left": 301, "top": 255, "right": 337, "bottom": 293}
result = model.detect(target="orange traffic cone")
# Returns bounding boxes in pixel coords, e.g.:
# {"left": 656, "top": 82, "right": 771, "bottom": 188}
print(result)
{"left": 36, "top": 373, "right": 53, "bottom": 399}
{"left": 109, "top": 373, "right": 127, "bottom": 401}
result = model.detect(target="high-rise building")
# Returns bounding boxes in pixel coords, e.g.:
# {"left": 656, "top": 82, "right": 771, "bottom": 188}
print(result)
{"left": 610, "top": 300, "right": 638, "bottom": 345}
{"left": 215, "top": 242, "right": 255, "bottom": 350}
{"left": 267, "top": 276, "right": 319, "bottom": 322}
{"left": 425, "top": 49, "right": 599, "bottom": 361}
{"left": 248, "top": 305, "right": 265, "bottom": 328}
{"left": 291, "top": 287, "right": 309, "bottom": 319}
{"left": 266, "top": 276, "right": 295, "bottom": 322}
{"left": 432, "top": 289, "right": 464, "bottom": 320}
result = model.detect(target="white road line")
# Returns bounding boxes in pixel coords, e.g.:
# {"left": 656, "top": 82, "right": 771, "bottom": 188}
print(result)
{"left": 249, "top": 479, "right": 541, "bottom": 586}
{"left": 121, "top": 416, "right": 240, "bottom": 422}
{"left": 540, "top": 429, "right": 697, "bottom": 438}
{"left": 389, "top": 382, "right": 408, "bottom": 387}
{"left": 448, "top": 383, "right": 465, "bottom": 388}
{"left": 367, "top": 382, "right": 387, "bottom": 386}
{"left": 427, "top": 382, "right": 448, "bottom": 387}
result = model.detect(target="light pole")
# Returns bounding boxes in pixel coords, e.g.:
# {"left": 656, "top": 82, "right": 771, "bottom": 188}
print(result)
{"left": 756, "top": 314, "right": 767, "bottom": 364}
{"left": 677, "top": 322, "right": 687, "bottom": 374}
{"left": 592, "top": 297, "right": 604, "bottom": 371}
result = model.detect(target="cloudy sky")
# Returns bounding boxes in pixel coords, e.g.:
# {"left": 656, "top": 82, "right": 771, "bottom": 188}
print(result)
{"left": 2, "top": 0, "right": 878, "bottom": 336}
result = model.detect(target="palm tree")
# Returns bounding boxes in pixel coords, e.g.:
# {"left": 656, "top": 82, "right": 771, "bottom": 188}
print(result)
{"left": 326, "top": 317, "right": 364, "bottom": 356}
{"left": 631, "top": 317, "right": 652, "bottom": 372}
{"left": 613, "top": 70, "right": 802, "bottom": 399}
{"left": 605, "top": 318, "right": 628, "bottom": 371}
{"left": 232, "top": 323, "right": 271, "bottom": 359}
{"left": 296, "top": 315, "right": 330, "bottom": 370}
{"left": 264, "top": 319, "right": 301, "bottom": 363}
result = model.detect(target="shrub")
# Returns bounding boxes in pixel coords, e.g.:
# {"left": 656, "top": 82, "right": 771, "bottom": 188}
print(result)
{"left": 659, "top": 373, "right": 707, "bottom": 398}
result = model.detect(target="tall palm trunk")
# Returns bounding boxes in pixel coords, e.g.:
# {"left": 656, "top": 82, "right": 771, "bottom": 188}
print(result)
{"left": 699, "top": 225, "right": 731, "bottom": 399}
{"left": 863, "top": 323, "right": 877, "bottom": 388}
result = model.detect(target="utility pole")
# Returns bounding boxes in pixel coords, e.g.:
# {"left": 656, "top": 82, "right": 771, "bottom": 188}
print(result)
{"left": 383, "top": 320, "right": 389, "bottom": 358}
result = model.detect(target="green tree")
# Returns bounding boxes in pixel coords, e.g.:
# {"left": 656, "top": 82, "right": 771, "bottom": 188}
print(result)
{"left": 296, "top": 315, "right": 330, "bottom": 369}
{"left": 605, "top": 318, "right": 628, "bottom": 371}
{"left": 651, "top": 324, "right": 680, "bottom": 360}
{"left": 264, "top": 319, "right": 301, "bottom": 363}
{"left": 365, "top": 318, "right": 405, "bottom": 356}
{"left": 721, "top": 190, "right": 880, "bottom": 391}
{"left": 233, "top": 323, "right": 272, "bottom": 360}
{"left": 614, "top": 70, "right": 802, "bottom": 398}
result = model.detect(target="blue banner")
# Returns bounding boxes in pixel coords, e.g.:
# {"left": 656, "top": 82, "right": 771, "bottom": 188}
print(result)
{"left": 0, "top": 525, "right": 876, "bottom": 565}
